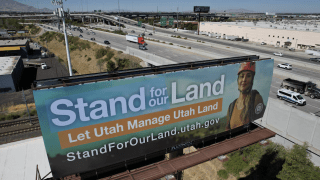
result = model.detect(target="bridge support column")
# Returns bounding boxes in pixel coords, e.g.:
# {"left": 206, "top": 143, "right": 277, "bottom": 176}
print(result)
{"left": 96, "top": 18, "right": 99, "bottom": 22}
{"left": 82, "top": 17, "right": 84, "bottom": 23}
{"left": 103, "top": 19, "right": 105, "bottom": 24}
{"left": 90, "top": 18, "right": 92, "bottom": 23}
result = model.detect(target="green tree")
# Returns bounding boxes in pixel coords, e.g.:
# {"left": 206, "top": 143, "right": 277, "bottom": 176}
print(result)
{"left": 277, "top": 143, "right": 320, "bottom": 180}
{"left": 107, "top": 60, "right": 116, "bottom": 72}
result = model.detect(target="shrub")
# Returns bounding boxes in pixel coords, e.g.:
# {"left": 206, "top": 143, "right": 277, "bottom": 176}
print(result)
{"left": 224, "top": 152, "right": 249, "bottom": 176}
{"left": 162, "top": 41, "right": 166, "bottom": 43}
{"left": 202, "top": 41, "right": 205, "bottom": 43}
{"left": 118, "top": 51, "right": 123, "bottom": 54}
{"left": 177, "top": 35, "right": 181, "bottom": 38}
{"left": 184, "top": 37, "right": 187, "bottom": 40}
{"left": 85, "top": 55, "right": 87, "bottom": 57}
{"left": 95, "top": 48, "right": 108, "bottom": 59}
{"left": 105, "top": 51, "right": 114, "bottom": 61}
{"left": 70, "top": 45, "right": 77, "bottom": 51}
{"left": 6, "top": 113, "right": 21, "bottom": 120}
{"left": 58, "top": 57, "right": 64, "bottom": 63}
{"left": 72, "top": 69, "right": 78, "bottom": 73}
{"left": 107, "top": 60, "right": 116, "bottom": 72}
{"left": 87, "top": 57, "right": 92, "bottom": 61}
{"left": 0, "top": 114, "right": 5, "bottom": 121}
{"left": 30, "top": 109, "right": 37, "bottom": 116}
{"left": 169, "top": 43, "right": 173, "bottom": 45}
{"left": 217, "top": 170, "right": 228, "bottom": 179}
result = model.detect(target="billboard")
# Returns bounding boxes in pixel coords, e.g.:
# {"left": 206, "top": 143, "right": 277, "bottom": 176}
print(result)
{"left": 33, "top": 59, "right": 274, "bottom": 178}
{"left": 194, "top": 6, "right": 210, "bottom": 13}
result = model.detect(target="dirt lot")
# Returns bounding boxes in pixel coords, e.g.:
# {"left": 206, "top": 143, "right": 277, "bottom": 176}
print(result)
{"left": 181, "top": 146, "right": 237, "bottom": 180}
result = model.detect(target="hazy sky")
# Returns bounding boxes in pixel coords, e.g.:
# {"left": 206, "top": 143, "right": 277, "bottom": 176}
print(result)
{"left": 15, "top": 0, "right": 320, "bottom": 13}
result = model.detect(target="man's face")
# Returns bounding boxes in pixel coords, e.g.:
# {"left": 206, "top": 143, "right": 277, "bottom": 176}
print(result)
{"left": 238, "top": 71, "right": 253, "bottom": 92}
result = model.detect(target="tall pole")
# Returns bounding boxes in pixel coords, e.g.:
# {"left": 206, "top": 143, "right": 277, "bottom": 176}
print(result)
{"left": 198, "top": 12, "right": 200, "bottom": 35}
{"left": 177, "top": 7, "right": 178, "bottom": 31}
{"left": 118, "top": 0, "right": 121, "bottom": 30}
{"left": 62, "top": 17, "right": 73, "bottom": 76}
{"left": 22, "top": 89, "right": 32, "bottom": 125}
{"left": 53, "top": 0, "right": 73, "bottom": 76}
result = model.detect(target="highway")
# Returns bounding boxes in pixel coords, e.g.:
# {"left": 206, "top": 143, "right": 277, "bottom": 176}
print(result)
{"left": 40, "top": 23, "right": 320, "bottom": 116}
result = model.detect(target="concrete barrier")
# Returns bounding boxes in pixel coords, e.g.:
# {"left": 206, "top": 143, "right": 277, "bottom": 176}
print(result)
{"left": 257, "top": 98, "right": 320, "bottom": 166}
{"left": 125, "top": 46, "right": 177, "bottom": 66}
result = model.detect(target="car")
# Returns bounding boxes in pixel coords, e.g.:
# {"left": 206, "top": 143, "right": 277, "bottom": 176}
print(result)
{"left": 131, "top": 30, "right": 135, "bottom": 33}
{"left": 79, "top": 34, "right": 83, "bottom": 38}
{"left": 289, "top": 48, "right": 295, "bottom": 51}
{"left": 87, "top": 32, "right": 90, "bottom": 35}
{"left": 273, "top": 52, "right": 283, "bottom": 56}
{"left": 92, "top": 32, "right": 96, "bottom": 35}
{"left": 41, "top": 63, "right": 48, "bottom": 70}
{"left": 141, "top": 33, "right": 145, "bottom": 36}
{"left": 142, "top": 26, "right": 145, "bottom": 28}
{"left": 277, "top": 63, "right": 292, "bottom": 70}
{"left": 91, "top": 38, "right": 95, "bottom": 41}
{"left": 148, "top": 33, "right": 153, "bottom": 35}
{"left": 139, "top": 44, "right": 147, "bottom": 50}
{"left": 261, "top": 42, "right": 266, "bottom": 45}
{"left": 309, "top": 57, "right": 320, "bottom": 62}
{"left": 104, "top": 40, "right": 110, "bottom": 44}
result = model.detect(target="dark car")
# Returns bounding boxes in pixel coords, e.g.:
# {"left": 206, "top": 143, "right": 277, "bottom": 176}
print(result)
{"left": 79, "top": 34, "right": 83, "bottom": 38}
{"left": 148, "top": 33, "right": 153, "bottom": 35}
{"left": 131, "top": 30, "right": 135, "bottom": 33}
{"left": 104, "top": 40, "right": 110, "bottom": 44}
{"left": 309, "top": 58, "right": 320, "bottom": 62}
{"left": 142, "top": 26, "right": 145, "bottom": 28}
{"left": 141, "top": 33, "right": 145, "bottom": 36}
{"left": 91, "top": 38, "right": 95, "bottom": 41}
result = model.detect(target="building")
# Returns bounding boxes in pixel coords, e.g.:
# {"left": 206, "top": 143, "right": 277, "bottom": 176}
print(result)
{"left": 199, "top": 21, "right": 320, "bottom": 49}
{"left": 0, "top": 56, "right": 24, "bottom": 93}
{"left": 0, "top": 39, "right": 30, "bottom": 58}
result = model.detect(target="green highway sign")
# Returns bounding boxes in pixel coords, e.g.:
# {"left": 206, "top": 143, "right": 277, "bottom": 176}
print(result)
{"left": 138, "top": 21, "right": 142, "bottom": 27}
{"left": 169, "top": 18, "right": 174, "bottom": 26}
{"left": 160, "top": 18, "right": 167, "bottom": 26}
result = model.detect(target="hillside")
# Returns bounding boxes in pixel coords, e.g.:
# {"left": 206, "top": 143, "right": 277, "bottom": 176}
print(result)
{"left": 0, "top": 0, "right": 52, "bottom": 12}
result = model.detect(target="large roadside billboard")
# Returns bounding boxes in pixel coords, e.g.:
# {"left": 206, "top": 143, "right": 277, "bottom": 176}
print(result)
{"left": 33, "top": 59, "right": 274, "bottom": 178}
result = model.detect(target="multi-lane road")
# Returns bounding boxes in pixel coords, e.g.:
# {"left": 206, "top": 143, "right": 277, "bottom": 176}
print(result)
{"left": 40, "top": 23, "right": 320, "bottom": 116}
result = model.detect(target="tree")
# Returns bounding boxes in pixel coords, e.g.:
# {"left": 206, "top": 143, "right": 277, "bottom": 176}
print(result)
{"left": 277, "top": 143, "right": 320, "bottom": 180}
{"left": 107, "top": 60, "right": 116, "bottom": 72}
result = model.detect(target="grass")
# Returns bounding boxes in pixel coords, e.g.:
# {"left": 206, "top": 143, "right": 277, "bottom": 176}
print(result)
{"left": 0, "top": 103, "right": 37, "bottom": 121}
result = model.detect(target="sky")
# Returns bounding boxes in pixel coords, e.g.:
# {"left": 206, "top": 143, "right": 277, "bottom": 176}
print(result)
{"left": 15, "top": 0, "right": 320, "bottom": 13}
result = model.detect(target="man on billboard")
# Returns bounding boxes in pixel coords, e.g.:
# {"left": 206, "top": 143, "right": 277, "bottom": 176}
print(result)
{"left": 226, "top": 62, "right": 265, "bottom": 130}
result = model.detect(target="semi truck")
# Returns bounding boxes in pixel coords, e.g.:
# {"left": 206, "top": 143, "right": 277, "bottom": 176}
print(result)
{"left": 226, "top": 35, "right": 239, "bottom": 40}
{"left": 280, "top": 78, "right": 320, "bottom": 99}
{"left": 126, "top": 35, "right": 147, "bottom": 50}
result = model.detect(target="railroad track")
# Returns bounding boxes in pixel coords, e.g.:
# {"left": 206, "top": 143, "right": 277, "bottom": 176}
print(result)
{"left": 0, "top": 117, "right": 39, "bottom": 128}
{"left": 0, "top": 125, "right": 41, "bottom": 137}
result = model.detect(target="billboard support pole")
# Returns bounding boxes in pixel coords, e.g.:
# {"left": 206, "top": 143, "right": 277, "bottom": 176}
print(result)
{"left": 169, "top": 149, "right": 184, "bottom": 180}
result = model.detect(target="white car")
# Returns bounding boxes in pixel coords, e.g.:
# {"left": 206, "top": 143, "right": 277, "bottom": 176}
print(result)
{"left": 41, "top": 63, "right": 48, "bottom": 70}
{"left": 273, "top": 52, "right": 283, "bottom": 56}
{"left": 277, "top": 63, "right": 292, "bottom": 70}
{"left": 261, "top": 42, "right": 266, "bottom": 45}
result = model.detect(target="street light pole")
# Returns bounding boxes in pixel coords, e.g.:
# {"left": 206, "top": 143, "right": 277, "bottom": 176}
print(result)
{"left": 295, "top": 39, "right": 298, "bottom": 48}
{"left": 52, "top": 0, "right": 73, "bottom": 76}
{"left": 118, "top": 0, "right": 121, "bottom": 30}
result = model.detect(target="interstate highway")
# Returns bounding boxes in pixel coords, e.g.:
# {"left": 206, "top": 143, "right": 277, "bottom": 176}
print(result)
{"left": 40, "top": 24, "right": 320, "bottom": 116}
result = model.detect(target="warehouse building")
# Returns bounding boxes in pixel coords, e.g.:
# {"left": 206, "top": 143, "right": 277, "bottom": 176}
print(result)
{"left": 199, "top": 21, "right": 320, "bottom": 49}
{"left": 0, "top": 56, "right": 24, "bottom": 93}
{"left": 0, "top": 39, "right": 30, "bottom": 58}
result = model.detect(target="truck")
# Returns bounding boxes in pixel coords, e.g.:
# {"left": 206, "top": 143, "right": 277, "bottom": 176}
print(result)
{"left": 114, "top": 17, "right": 119, "bottom": 21}
{"left": 126, "top": 35, "right": 147, "bottom": 50}
{"left": 280, "top": 78, "right": 320, "bottom": 99}
{"left": 226, "top": 35, "right": 239, "bottom": 40}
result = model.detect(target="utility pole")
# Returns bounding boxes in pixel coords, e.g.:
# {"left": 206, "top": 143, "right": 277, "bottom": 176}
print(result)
{"left": 52, "top": 0, "right": 73, "bottom": 76}
{"left": 118, "top": 0, "right": 121, "bottom": 30}
{"left": 177, "top": 7, "right": 178, "bottom": 31}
